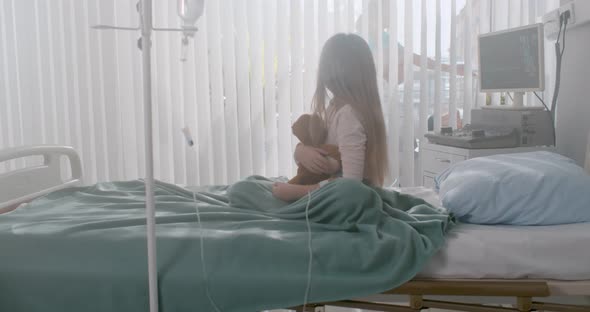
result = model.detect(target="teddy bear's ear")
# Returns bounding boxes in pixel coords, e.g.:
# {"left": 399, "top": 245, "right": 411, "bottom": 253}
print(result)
{"left": 292, "top": 114, "right": 313, "bottom": 144}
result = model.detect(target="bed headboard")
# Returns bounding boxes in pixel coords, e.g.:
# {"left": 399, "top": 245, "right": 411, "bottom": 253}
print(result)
{"left": 0, "top": 146, "right": 83, "bottom": 212}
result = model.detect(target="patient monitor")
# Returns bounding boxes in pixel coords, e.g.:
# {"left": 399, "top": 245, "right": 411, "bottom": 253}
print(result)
{"left": 478, "top": 23, "right": 545, "bottom": 108}
{"left": 425, "top": 24, "right": 554, "bottom": 149}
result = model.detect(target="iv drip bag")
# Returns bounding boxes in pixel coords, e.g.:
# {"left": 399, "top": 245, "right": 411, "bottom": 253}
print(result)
{"left": 177, "top": 0, "right": 205, "bottom": 27}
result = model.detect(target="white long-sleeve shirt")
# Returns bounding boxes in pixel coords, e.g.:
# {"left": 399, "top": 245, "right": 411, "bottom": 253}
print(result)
{"left": 325, "top": 103, "right": 367, "bottom": 181}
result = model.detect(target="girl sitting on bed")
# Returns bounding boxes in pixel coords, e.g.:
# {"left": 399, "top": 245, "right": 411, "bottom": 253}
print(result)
{"left": 272, "top": 33, "right": 389, "bottom": 202}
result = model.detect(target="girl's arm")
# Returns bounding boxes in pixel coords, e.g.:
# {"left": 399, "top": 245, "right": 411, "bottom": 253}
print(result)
{"left": 335, "top": 106, "right": 367, "bottom": 181}
{"left": 272, "top": 182, "right": 320, "bottom": 202}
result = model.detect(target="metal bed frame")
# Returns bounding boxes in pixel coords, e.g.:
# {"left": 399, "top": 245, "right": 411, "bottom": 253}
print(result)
{"left": 292, "top": 279, "right": 590, "bottom": 311}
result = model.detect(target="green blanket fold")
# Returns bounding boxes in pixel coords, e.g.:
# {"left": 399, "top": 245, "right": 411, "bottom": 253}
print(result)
{"left": 0, "top": 176, "right": 454, "bottom": 312}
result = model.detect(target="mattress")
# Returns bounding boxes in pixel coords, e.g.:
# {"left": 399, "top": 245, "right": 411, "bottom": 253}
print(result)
{"left": 395, "top": 186, "right": 590, "bottom": 281}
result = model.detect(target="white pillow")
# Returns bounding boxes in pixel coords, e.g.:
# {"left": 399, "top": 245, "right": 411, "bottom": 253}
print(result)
{"left": 435, "top": 151, "right": 590, "bottom": 225}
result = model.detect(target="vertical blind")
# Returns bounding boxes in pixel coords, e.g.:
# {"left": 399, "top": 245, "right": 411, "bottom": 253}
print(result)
{"left": 0, "top": 0, "right": 560, "bottom": 187}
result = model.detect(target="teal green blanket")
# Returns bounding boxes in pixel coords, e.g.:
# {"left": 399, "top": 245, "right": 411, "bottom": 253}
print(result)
{"left": 0, "top": 177, "right": 453, "bottom": 312}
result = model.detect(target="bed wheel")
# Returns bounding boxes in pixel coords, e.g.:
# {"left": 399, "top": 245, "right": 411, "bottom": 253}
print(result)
{"left": 410, "top": 295, "right": 424, "bottom": 310}
{"left": 516, "top": 297, "right": 532, "bottom": 312}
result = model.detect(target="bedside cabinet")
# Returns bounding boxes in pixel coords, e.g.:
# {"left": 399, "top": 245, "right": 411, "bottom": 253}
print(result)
{"left": 421, "top": 142, "right": 555, "bottom": 188}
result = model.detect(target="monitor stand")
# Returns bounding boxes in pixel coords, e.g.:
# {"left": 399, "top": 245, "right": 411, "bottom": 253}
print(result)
{"left": 482, "top": 92, "right": 545, "bottom": 111}
{"left": 512, "top": 92, "right": 524, "bottom": 107}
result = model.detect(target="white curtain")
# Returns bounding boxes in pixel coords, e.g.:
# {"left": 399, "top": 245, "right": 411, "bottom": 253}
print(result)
{"left": 0, "top": 0, "right": 559, "bottom": 187}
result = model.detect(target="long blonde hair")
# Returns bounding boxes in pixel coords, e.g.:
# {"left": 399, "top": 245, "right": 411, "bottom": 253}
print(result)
{"left": 311, "top": 33, "right": 388, "bottom": 187}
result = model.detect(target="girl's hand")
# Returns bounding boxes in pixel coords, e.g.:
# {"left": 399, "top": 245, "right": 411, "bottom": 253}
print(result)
{"left": 295, "top": 144, "right": 331, "bottom": 174}
{"left": 326, "top": 156, "right": 341, "bottom": 174}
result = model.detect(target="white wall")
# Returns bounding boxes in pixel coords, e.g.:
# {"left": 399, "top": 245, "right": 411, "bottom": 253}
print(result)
{"left": 555, "top": 3, "right": 590, "bottom": 166}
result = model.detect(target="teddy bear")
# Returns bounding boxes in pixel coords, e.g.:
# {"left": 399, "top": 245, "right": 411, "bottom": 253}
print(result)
{"left": 288, "top": 114, "right": 341, "bottom": 185}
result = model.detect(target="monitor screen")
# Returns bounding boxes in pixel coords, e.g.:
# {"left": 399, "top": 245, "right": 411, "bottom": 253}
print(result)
{"left": 479, "top": 24, "right": 544, "bottom": 91}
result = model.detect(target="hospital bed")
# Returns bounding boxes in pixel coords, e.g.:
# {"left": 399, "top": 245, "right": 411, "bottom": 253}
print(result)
{"left": 1, "top": 143, "right": 590, "bottom": 312}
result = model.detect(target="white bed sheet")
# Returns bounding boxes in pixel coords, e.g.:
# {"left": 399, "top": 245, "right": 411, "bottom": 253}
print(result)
{"left": 395, "top": 186, "right": 590, "bottom": 281}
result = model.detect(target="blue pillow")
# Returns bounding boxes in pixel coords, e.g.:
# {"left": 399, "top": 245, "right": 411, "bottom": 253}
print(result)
{"left": 435, "top": 151, "right": 590, "bottom": 225}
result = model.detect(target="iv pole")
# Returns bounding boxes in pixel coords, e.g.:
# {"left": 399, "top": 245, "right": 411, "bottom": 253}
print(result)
{"left": 92, "top": 1, "right": 202, "bottom": 312}
{"left": 140, "top": 2, "right": 158, "bottom": 311}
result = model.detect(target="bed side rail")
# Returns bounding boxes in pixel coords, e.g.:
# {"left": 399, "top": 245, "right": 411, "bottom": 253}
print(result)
{"left": 0, "top": 145, "right": 83, "bottom": 212}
